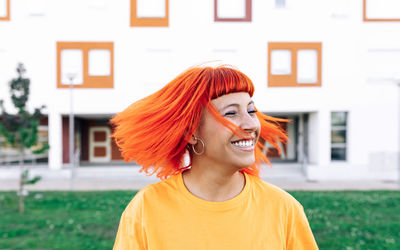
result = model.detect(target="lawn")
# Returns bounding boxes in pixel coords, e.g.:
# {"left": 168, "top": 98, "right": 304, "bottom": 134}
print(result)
{"left": 1, "top": 190, "right": 399, "bottom": 249}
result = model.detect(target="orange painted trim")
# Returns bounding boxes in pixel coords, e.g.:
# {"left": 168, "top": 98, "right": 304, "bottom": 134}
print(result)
{"left": 130, "top": 0, "right": 169, "bottom": 27}
{"left": 268, "top": 42, "right": 322, "bottom": 87}
{"left": 57, "top": 42, "right": 114, "bottom": 89}
{"left": 363, "top": 0, "right": 400, "bottom": 22}
{"left": 0, "top": 0, "right": 10, "bottom": 21}
{"left": 214, "top": 0, "right": 252, "bottom": 22}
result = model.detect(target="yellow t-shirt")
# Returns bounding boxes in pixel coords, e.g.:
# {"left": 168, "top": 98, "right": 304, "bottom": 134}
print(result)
{"left": 113, "top": 172, "right": 318, "bottom": 250}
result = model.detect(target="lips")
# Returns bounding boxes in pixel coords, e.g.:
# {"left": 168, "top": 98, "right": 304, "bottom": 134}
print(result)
{"left": 231, "top": 139, "right": 254, "bottom": 147}
{"left": 231, "top": 138, "right": 255, "bottom": 152}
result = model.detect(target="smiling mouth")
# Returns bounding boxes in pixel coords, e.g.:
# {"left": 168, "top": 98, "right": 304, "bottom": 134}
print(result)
{"left": 231, "top": 139, "right": 255, "bottom": 151}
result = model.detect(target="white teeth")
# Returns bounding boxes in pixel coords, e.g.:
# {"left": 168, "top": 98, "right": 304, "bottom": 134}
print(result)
{"left": 232, "top": 140, "right": 253, "bottom": 147}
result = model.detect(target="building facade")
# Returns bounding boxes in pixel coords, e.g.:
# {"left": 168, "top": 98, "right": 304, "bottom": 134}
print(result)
{"left": 0, "top": 0, "right": 399, "bottom": 181}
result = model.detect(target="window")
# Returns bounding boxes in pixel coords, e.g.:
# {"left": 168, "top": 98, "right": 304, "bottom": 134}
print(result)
{"left": 275, "top": 0, "right": 286, "bottom": 8}
{"left": 131, "top": 0, "right": 168, "bottom": 27}
{"left": 331, "top": 112, "right": 347, "bottom": 161}
{"left": 364, "top": 0, "right": 400, "bottom": 22}
{"left": 28, "top": 0, "right": 46, "bottom": 16}
{"left": 57, "top": 42, "right": 114, "bottom": 89}
{"left": 89, "top": 127, "right": 111, "bottom": 163}
{"left": 0, "top": 0, "right": 10, "bottom": 21}
{"left": 215, "top": 0, "right": 252, "bottom": 22}
{"left": 268, "top": 42, "right": 322, "bottom": 87}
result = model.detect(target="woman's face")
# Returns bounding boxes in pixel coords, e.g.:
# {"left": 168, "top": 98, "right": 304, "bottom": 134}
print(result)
{"left": 193, "top": 92, "right": 261, "bottom": 170}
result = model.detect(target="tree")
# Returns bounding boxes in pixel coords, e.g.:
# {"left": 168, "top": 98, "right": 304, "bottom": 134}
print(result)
{"left": 0, "top": 63, "right": 48, "bottom": 213}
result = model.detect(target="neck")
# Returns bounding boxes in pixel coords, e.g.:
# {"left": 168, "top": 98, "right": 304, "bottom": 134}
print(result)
{"left": 182, "top": 157, "right": 246, "bottom": 202}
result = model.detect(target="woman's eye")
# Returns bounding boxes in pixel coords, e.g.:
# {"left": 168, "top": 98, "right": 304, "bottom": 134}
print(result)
{"left": 248, "top": 110, "right": 256, "bottom": 114}
{"left": 224, "top": 111, "right": 237, "bottom": 116}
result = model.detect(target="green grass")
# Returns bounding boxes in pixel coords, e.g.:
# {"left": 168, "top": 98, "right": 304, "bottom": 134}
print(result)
{"left": 1, "top": 190, "right": 399, "bottom": 249}
{"left": 0, "top": 191, "right": 137, "bottom": 250}
{"left": 290, "top": 191, "right": 400, "bottom": 249}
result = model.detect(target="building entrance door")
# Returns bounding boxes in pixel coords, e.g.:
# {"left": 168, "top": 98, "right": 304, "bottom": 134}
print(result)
{"left": 89, "top": 126, "right": 111, "bottom": 163}
{"left": 259, "top": 113, "right": 310, "bottom": 178}
{"left": 260, "top": 113, "right": 309, "bottom": 163}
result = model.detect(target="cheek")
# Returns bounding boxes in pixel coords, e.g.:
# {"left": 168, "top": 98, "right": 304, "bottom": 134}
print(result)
{"left": 201, "top": 123, "right": 232, "bottom": 145}
{"left": 253, "top": 117, "right": 261, "bottom": 139}
{"left": 256, "top": 118, "right": 261, "bottom": 132}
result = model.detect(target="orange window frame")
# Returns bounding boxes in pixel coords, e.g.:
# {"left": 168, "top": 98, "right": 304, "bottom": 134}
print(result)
{"left": 268, "top": 42, "right": 322, "bottom": 87}
{"left": 363, "top": 0, "right": 400, "bottom": 22}
{"left": 57, "top": 42, "right": 114, "bottom": 89}
{"left": 130, "top": 0, "right": 169, "bottom": 27}
{"left": 0, "top": 0, "right": 10, "bottom": 21}
{"left": 214, "top": 0, "right": 252, "bottom": 22}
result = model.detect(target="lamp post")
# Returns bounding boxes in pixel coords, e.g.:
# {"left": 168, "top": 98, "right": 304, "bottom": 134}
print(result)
{"left": 67, "top": 73, "right": 76, "bottom": 191}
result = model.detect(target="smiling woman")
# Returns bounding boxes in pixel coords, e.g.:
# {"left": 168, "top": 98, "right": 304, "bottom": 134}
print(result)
{"left": 111, "top": 65, "right": 318, "bottom": 249}
{"left": 186, "top": 92, "right": 262, "bottom": 192}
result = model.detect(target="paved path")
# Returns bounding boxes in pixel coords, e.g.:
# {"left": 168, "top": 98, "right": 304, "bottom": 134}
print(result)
{"left": 0, "top": 166, "right": 399, "bottom": 191}
{"left": 1, "top": 178, "right": 398, "bottom": 191}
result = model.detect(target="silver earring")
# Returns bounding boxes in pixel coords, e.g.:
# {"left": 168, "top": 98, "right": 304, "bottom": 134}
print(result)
{"left": 191, "top": 136, "right": 205, "bottom": 155}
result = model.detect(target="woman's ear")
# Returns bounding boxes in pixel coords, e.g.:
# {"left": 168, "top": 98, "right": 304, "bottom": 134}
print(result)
{"left": 188, "top": 135, "right": 197, "bottom": 145}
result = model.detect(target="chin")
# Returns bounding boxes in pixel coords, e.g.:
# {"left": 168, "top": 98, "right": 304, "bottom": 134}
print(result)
{"left": 234, "top": 158, "right": 255, "bottom": 170}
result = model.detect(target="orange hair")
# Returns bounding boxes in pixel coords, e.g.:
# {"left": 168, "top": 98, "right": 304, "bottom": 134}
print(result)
{"left": 110, "top": 65, "right": 288, "bottom": 179}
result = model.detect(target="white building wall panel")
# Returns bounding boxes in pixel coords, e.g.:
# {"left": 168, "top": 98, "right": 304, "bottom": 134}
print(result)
{"left": 0, "top": 0, "right": 398, "bottom": 180}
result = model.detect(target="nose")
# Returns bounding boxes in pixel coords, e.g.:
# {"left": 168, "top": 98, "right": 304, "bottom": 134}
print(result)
{"left": 240, "top": 111, "right": 260, "bottom": 133}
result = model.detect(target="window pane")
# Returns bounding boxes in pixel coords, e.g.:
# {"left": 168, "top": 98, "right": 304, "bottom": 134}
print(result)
{"left": 366, "top": 0, "right": 400, "bottom": 19}
{"left": 0, "top": 0, "right": 7, "bottom": 17}
{"left": 331, "top": 111, "right": 347, "bottom": 161}
{"left": 217, "top": 0, "right": 246, "bottom": 19}
{"left": 331, "top": 130, "right": 346, "bottom": 143}
{"left": 61, "top": 49, "right": 83, "bottom": 85}
{"left": 88, "top": 49, "right": 111, "bottom": 76}
{"left": 331, "top": 112, "right": 347, "bottom": 126}
{"left": 275, "top": 0, "right": 286, "bottom": 8}
{"left": 331, "top": 148, "right": 346, "bottom": 161}
{"left": 297, "top": 49, "right": 318, "bottom": 84}
{"left": 28, "top": 0, "right": 46, "bottom": 16}
{"left": 271, "top": 49, "right": 291, "bottom": 75}
{"left": 137, "top": 0, "right": 166, "bottom": 18}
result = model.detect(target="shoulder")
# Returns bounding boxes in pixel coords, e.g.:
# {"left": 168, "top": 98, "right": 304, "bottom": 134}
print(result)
{"left": 141, "top": 173, "right": 181, "bottom": 200}
{"left": 123, "top": 174, "right": 181, "bottom": 216}
{"left": 247, "top": 174, "right": 303, "bottom": 210}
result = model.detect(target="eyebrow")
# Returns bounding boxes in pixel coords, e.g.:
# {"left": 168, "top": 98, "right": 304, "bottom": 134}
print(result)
{"left": 219, "top": 100, "right": 254, "bottom": 111}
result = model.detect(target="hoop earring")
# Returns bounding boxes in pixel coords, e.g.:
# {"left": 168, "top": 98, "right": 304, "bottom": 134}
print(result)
{"left": 191, "top": 136, "right": 205, "bottom": 155}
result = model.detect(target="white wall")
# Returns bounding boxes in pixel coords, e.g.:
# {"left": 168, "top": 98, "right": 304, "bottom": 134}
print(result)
{"left": 0, "top": 0, "right": 399, "bottom": 179}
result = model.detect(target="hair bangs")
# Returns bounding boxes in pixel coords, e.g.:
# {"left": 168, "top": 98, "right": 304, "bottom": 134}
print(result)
{"left": 209, "top": 67, "right": 255, "bottom": 100}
